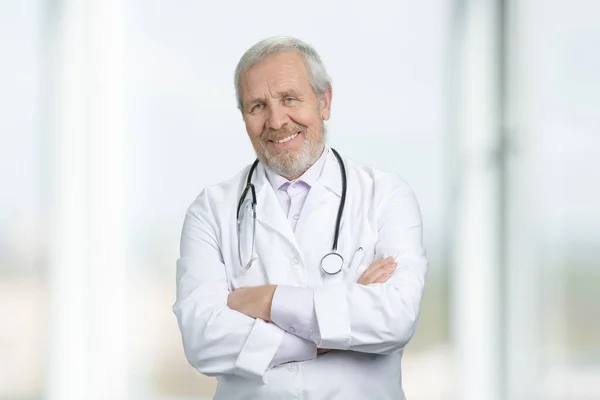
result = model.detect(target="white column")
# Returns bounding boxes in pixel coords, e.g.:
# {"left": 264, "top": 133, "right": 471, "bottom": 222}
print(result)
{"left": 87, "top": 1, "right": 127, "bottom": 399}
{"left": 45, "top": 0, "right": 127, "bottom": 399}
{"left": 451, "top": 1, "right": 503, "bottom": 400}
{"left": 45, "top": 1, "right": 90, "bottom": 398}
{"left": 504, "top": 0, "right": 540, "bottom": 398}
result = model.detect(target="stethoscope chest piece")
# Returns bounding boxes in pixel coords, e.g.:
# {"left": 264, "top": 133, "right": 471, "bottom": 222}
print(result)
{"left": 321, "top": 252, "right": 344, "bottom": 275}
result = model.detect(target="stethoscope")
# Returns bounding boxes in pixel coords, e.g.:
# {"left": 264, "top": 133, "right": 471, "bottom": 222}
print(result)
{"left": 236, "top": 148, "right": 348, "bottom": 275}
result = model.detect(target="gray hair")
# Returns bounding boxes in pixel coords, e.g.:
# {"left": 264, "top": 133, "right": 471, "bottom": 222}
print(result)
{"left": 234, "top": 36, "right": 332, "bottom": 111}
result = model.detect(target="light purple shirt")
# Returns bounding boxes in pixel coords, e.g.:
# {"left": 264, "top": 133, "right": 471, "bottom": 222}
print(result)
{"left": 265, "top": 147, "right": 329, "bottom": 367}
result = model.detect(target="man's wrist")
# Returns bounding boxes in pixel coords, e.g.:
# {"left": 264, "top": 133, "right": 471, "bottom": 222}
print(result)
{"left": 263, "top": 284, "right": 277, "bottom": 321}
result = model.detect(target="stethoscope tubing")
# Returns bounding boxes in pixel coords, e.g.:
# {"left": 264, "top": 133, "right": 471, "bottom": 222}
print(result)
{"left": 237, "top": 148, "right": 347, "bottom": 273}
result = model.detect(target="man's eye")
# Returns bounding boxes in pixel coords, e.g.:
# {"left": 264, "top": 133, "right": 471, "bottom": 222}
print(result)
{"left": 284, "top": 97, "right": 295, "bottom": 104}
{"left": 251, "top": 104, "right": 264, "bottom": 112}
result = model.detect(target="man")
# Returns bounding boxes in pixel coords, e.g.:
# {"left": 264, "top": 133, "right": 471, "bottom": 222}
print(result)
{"left": 174, "top": 36, "right": 428, "bottom": 400}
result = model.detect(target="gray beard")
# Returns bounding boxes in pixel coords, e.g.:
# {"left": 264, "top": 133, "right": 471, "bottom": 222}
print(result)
{"left": 258, "top": 124, "right": 327, "bottom": 179}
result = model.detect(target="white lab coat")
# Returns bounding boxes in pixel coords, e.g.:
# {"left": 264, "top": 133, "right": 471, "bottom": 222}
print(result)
{"left": 174, "top": 149, "right": 428, "bottom": 400}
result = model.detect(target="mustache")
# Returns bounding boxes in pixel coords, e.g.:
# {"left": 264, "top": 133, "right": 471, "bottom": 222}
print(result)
{"left": 261, "top": 124, "right": 307, "bottom": 141}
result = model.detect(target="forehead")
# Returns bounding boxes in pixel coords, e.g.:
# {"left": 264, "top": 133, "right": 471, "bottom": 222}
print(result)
{"left": 240, "top": 51, "right": 312, "bottom": 100}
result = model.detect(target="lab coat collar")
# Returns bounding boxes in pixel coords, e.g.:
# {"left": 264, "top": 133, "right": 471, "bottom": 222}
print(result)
{"left": 318, "top": 146, "right": 343, "bottom": 197}
{"left": 251, "top": 145, "right": 343, "bottom": 197}
{"left": 264, "top": 146, "right": 329, "bottom": 191}
{"left": 247, "top": 145, "right": 343, "bottom": 253}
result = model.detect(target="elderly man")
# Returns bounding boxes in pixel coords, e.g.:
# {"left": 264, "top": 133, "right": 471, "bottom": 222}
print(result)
{"left": 174, "top": 36, "right": 428, "bottom": 400}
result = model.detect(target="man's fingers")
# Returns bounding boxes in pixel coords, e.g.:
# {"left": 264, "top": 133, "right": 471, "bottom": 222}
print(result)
{"left": 371, "top": 265, "right": 396, "bottom": 283}
{"left": 358, "top": 257, "right": 396, "bottom": 285}
{"left": 366, "top": 263, "right": 396, "bottom": 284}
{"left": 363, "top": 257, "right": 392, "bottom": 275}
{"left": 361, "top": 256, "right": 394, "bottom": 275}
{"left": 358, "top": 258, "right": 391, "bottom": 284}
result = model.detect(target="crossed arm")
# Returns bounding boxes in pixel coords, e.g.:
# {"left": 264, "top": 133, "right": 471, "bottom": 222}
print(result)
{"left": 173, "top": 181, "right": 427, "bottom": 381}
{"left": 227, "top": 256, "right": 399, "bottom": 357}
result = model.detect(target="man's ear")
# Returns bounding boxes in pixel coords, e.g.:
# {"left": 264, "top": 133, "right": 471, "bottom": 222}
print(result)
{"left": 319, "top": 84, "right": 333, "bottom": 121}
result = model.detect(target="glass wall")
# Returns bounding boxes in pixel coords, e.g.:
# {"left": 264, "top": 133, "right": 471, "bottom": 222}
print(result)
{"left": 0, "top": 1, "right": 45, "bottom": 398}
{"left": 523, "top": 0, "right": 600, "bottom": 397}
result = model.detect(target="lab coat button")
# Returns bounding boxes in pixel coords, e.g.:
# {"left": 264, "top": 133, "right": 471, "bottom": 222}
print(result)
{"left": 291, "top": 258, "right": 299, "bottom": 265}
{"left": 288, "top": 363, "right": 298, "bottom": 372}
{"left": 293, "top": 214, "right": 300, "bottom": 220}
{"left": 289, "top": 326, "right": 296, "bottom": 333}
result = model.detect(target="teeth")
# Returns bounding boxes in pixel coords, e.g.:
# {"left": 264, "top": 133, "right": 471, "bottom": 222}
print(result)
{"left": 275, "top": 132, "right": 299, "bottom": 144}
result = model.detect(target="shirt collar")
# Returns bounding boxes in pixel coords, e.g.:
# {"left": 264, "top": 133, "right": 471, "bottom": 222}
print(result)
{"left": 265, "top": 146, "right": 330, "bottom": 191}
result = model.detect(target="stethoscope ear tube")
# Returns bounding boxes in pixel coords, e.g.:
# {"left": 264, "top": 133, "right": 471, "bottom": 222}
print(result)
{"left": 330, "top": 148, "right": 347, "bottom": 253}
{"left": 237, "top": 159, "right": 260, "bottom": 221}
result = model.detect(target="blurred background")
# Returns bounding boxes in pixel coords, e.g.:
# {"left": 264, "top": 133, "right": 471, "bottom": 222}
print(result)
{"left": 1, "top": 0, "right": 599, "bottom": 399}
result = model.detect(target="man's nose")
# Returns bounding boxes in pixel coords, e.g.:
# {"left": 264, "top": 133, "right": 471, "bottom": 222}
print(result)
{"left": 266, "top": 103, "right": 290, "bottom": 131}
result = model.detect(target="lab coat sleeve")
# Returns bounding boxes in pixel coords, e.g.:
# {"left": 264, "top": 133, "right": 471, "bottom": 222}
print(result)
{"left": 273, "top": 179, "right": 428, "bottom": 355}
{"left": 269, "top": 332, "right": 317, "bottom": 368}
{"left": 271, "top": 285, "right": 316, "bottom": 340}
{"left": 315, "top": 179, "right": 428, "bottom": 353}
{"left": 173, "top": 190, "right": 285, "bottom": 382}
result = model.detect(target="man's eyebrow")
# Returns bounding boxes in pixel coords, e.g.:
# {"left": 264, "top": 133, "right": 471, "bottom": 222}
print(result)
{"left": 276, "top": 89, "right": 301, "bottom": 97}
{"left": 243, "top": 95, "right": 266, "bottom": 106}
{"left": 243, "top": 89, "right": 303, "bottom": 106}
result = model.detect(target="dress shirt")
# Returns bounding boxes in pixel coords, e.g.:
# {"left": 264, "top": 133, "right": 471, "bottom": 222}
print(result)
{"left": 264, "top": 147, "right": 329, "bottom": 366}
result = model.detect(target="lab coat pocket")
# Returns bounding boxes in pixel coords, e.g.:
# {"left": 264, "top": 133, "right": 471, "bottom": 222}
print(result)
{"left": 343, "top": 239, "right": 376, "bottom": 283}
{"left": 351, "top": 239, "right": 377, "bottom": 282}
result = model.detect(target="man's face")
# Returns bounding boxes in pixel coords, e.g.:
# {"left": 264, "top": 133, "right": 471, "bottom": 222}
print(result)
{"left": 240, "top": 50, "right": 332, "bottom": 179}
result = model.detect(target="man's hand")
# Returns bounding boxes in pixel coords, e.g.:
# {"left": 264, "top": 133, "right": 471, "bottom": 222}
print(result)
{"left": 358, "top": 257, "right": 397, "bottom": 285}
{"left": 227, "top": 285, "right": 277, "bottom": 321}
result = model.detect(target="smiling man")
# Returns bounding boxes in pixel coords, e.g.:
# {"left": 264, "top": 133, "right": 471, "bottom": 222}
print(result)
{"left": 174, "top": 37, "right": 428, "bottom": 400}
{"left": 239, "top": 48, "right": 330, "bottom": 181}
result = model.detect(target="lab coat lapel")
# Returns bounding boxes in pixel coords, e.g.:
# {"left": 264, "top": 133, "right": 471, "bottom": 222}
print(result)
{"left": 252, "top": 163, "right": 301, "bottom": 252}
{"left": 295, "top": 150, "right": 345, "bottom": 252}
{"left": 319, "top": 148, "right": 344, "bottom": 198}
